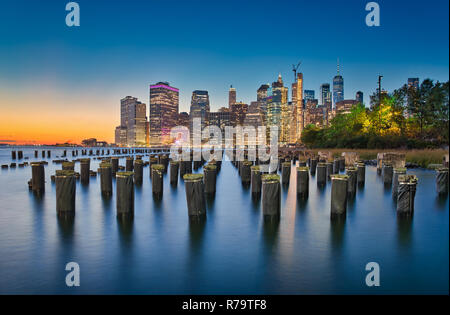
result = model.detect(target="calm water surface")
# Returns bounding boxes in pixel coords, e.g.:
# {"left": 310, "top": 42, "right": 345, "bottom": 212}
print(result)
{"left": 0, "top": 147, "right": 448, "bottom": 294}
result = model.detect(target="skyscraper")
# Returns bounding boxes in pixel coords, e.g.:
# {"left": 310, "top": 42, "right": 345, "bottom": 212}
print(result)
{"left": 231, "top": 102, "right": 248, "bottom": 126}
{"left": 333, "top": 60, "right": 344, "bottom": 107}
{"left": 356, "top": 91, "right": 364, "bottom": 104}
{"left": 149, "top": 82, "right": 179, "bottom": 145}
{"left": 292, "top": 72, "right": 304, "bottom": 142}
{"left": 304, "top": 90, "right": 315, "bottom": 101}
{"left": 116, "top": 96, "right": 147, "bottom": 147}
{"left": 190, "top": 90, "right": 210, "bottom": 143}
{"left": 228, "top": 85, "right": 236, "bottom": 109}
{"left": 320, "top": 83, "right": 332, "bottom": 107}
{"left": 257, "top": 84, "right": 270, "bottom": 126}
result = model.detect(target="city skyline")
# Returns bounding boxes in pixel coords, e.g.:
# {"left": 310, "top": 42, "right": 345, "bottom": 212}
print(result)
{"left": 0, "top": 0, "right": 448, "bottom": 144}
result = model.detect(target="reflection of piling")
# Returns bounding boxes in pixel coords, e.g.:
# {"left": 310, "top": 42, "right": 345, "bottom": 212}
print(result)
{"left": 330, "top": 175, "right": 348, "bottom": 219}
{"left": 241, "top": 161, "right": 252, "bottom": 184}
{"left": 326, "top": 162, "right": 333, "bottom": 180}
{"left": 383, "top": 164, "right": 393, "bottom": 185}
{"left": 151, "top": 164, "right": 164, "bottom": 195}
{"left": 297, "top": 167, "right": 309, "bottom": 199}
{"left": 126, "top": 157, "right": 134, "bottom": 172}
{"left": 317, "top": 163, "right": 327, "bottom": 186}
{"left": 62, "top": 161, "right": 75, "bottom": 171}
{"left": 357, "top": 162, "right": 366, "bottom": 186}
{"left": 56, "top": 170, "right": 76, "bottom": 218}
{"left": 184, "top": 174, "right": 206, "bottom": 220}
{"left": 251, "top": 166, "right": 261, "bottom": 195}
{"left": 170, "top": 161, "right": 179, "bottom": 186}
{"left": 281, "top": 162, "right": 291, "bottom": 185}
{"left": 31, "top": 162, "right": 45, "bottom": 194}
{"left": 134, "top": 160, "right": 143, "bottom": 185}
{"left": 262, "top": 174, "right": 281, "bottom": 221}
{"left": 203, "top": 164, "right": 217, "bottom": 195}
{"left": 392, "top": 167, "right": 407, "bottom": 199}
{"left": 111, "top": 157, "right": 118, "bottom": 176}
{"left": 116, "top": 172, "right": 134, "bottom": 219}
{"left": 99, "top": 162, "right": 113, "bottom": 196}
{"left": 397, "top": 175, "right": 418, "bottom": 217}
{"left": 80, "top": 158, "right": 90, "bottom": 184}
{"left": 345, "top": 167, "right": 357, "bottom": 197}
{"left": 436, "top": 167, "right": 449, "bottom": 195}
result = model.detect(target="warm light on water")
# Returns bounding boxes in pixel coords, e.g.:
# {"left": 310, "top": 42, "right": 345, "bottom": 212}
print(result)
{"left": 0, "top": 147, "right": 448, "bottom": 294}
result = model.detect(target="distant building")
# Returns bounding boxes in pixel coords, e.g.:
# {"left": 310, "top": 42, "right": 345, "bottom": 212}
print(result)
{"left": 209, "top": 107, "right": 234, "bottom": 141}
{"left": 81, "top": 138, "right": 97, "bottom": 147}
{"left": 115, "top": 96, "right": 147, "bottom": 147}
{"left": 257, "top": 84, "right": 270, "bottom": 126}
{"left": 149, "top": 82, "right": 179, "bottom": 145}
{"left": 304, "top": 90, "right": 315, "bottom": 101}
{"left": 333, "top": 60, "right": 344, "bottom": 107}
{"left": 356, "top": 91, "right": 364, "bottom": 104}
{"left": 231, "top": 101, "right": 248, "bottom": 126}
{"left": 228, "top": 85, "right": 236, "bottom": 109}
{"left": 292, "top": 73, "right": 304, "bottom": 142}
{"left": 190, "top": 90, "right": 210, "bottom": 143}
{"left": 335, "top": 99, "right": 357, "bottom": 115}
{"left": 320, "top": 83, "right": 332, "bottom": 107}
{"left": 244, "top": 102, "right": 263, "bottom": 128}
{"left": 177, "top": 112, "right": 190, "bottom": 129}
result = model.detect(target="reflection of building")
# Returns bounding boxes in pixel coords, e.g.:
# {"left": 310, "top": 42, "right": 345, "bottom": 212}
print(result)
{"left": 333, "top": 60, "right": 344, "bottom": 107}
{"left": 115, "top": 96, "right": 147, "bottom": 147}
{"left": 356, "top": 91, "right": 364, "bottom": 104}
{"left": 228, "top": 85, "right": 236, "bottom": 109}
{"left": 149, "top": 82, "right": 179, "bottom": 145}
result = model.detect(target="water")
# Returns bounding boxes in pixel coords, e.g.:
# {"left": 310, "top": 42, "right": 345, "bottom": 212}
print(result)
{"left": 0, "top": 147, "right": 448, "bottom": 294}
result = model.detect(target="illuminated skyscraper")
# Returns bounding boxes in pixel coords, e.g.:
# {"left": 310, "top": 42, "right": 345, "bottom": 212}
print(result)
{"left": 320, "top": 83, "right": 332, "bottom": 106}
{"left": 116, "top": 96, "right": 147, "bottom": 146}
{"left": 190, "top": 90, "right": 210, "bottom": 143}
{"left": 149, "top": 82, "right": 179, "bottom": 145}
{"left": 304, "top": 90, "right": 315, "bottom": 101}
{"left": 333, "top": 60, "right": 344, "bottom": 107}
{"left": 292, "top": 72, "right": 304, "bottom": 142}
{"left": 231, "top": 102, "right": 248, "bottom": 126}
{"left": 228, "top": 85, "right": 236, "bottom": 109}
{"left": 257, "top": 84, "right": 270, "bottom": 126}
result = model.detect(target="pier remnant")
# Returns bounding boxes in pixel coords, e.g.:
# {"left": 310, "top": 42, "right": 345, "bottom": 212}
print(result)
{"left": 116, "top": 172, "right": 134, "bottom": 219}
{"left": 184, "top": 174, "right": 206, "bottom": 220}
{"left": 392, "top": 167, "right": 407, "bottom": 199}
{"left": 297, "top": 167, "right": 309, "bottom": 199}
{"left": 262, "top": 174, "right": 281, "bottom": 221}
{"left": 203, "top": 164, "right": 217, "bottom": 195}
{"left": 251, "top": 165, "right": 262, "bottom": 195}
{"left": 330, "top": 174, "right": 349, "bottom": 219}
{"left": 436, "top": 167, "right": 449, "bottom": 195}
{"left": 317, "top": 162, "right": 327, "bottom": 186}
{"left": 397, "top": 175, "right": 418, "bottom": 217}
{"left": 56, "top": 170, "right": 76, "bottom": 218}
{"left": 99, "top": 162, "right": 113, "bottom": 196}
{"left": 31, "top": 162, "right": 45, "bottom": 194}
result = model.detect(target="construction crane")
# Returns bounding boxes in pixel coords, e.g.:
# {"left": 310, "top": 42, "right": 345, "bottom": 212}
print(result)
{"left": 292, "top": 61, "right": 301, "bottom": 81}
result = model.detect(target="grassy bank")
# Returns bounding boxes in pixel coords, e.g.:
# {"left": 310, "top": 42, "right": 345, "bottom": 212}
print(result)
{"left": 309, "top": 149, "right": 449, "bottom": 168}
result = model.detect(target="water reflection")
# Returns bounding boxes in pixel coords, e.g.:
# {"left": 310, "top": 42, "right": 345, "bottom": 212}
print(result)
{"left": 435, "top": 194, "right": 449, "bottom": 209}
{"left": 57, "top": 216, "right": 75, "bottom": 242}
{"left": 330, "top": 220, "right": 346, "bottom": 253}
{"left": 397, "top": 218, "right": 413, "bottom": 248}
{"left": 262, "top": 219, "right": 279, "bottom": 251}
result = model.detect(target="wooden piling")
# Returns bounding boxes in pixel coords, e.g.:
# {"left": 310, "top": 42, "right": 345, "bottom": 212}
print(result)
{"left": 116, "top": 172, "right": 134, "bottom": 219}
{"left": 330, "top": 175, "right": 348, "bottom": 220}
{"left": 56, "top": 170, "right": 76, "bottom": 218}
{"left": 262, "top": 174, "right": 281, "bottom": 221}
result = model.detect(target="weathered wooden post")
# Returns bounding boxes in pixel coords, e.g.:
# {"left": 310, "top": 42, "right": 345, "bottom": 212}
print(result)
{"left": 251, "top": 165, "right": 261, "bottom": 196}
{"left": 31, "top": 162, "right": 45, "bottom": 194}
{"left": 377, "top": 153, "right": 383, "bottom": 175}
{"left": 262, "top": 174, "right": 281, "bottom": 221}
{"left": 62, "top": 161, "right": 75, "bottom": 171}
{"left": 116, "top": 172, "right": 134, "bottom": 219}
{"left": 47, "top": 150, "right": 51, "bottom": 158}
{"left": 297, "top": 167, "right": 309, "bottom": 199}
{"left": 11, "top": 151, "right": 16, "bottom": 160}
{"left": 56, "top": 170, "right": 76, "bottom": 218}
{"left": 326, "top": 162, "right": 334, "bottom": 180}
{"left": 80, "top": 158, "right": 90, "bottom": 185}
{"left": 397, "top": 175, "right": 418, "bottom": 217}
{"left": 203, "top": 164, "right": 217, "bottom": 195}
{"left": 241, "top": 160, "right": 252, "bottom": 184}
{"left": 392, "top": 167, "right": 407, "bottom": 199}
{"left": 310, "top": 158, "right": 317, "bottom": 176}
{"left": 34, "top": 150, "right": 38, "bottom": 158}
{"left": 126, "top": 157, "right": 134, "bottom": 172}
{"left": 436, "top": 167, "right": 449, "bottom": 195}
{"left": 345, "top": 166, "right": 357, "bottom": 197}
{"left": 134, "top": 159, "right": 143, "bottom": 185}
{"left": 151, "top": 164, "right": 164, "bottom": 196}
{"left": 339, "top": 157, "right": 345, "bottom": 172}
{"left": 111, "top": 157, "right": 119, "bottom": 176}
{"left": 356, "top": 162, "right": 366, "bottom": 186}
{"left": 184, "top": 174, "right": 206, "bottom": 220}
{"left": 160, "top": 154, "right": 169, "bottom": 173}
{"left": 333, "top": 159, "right": 340, "bottom": 174}
{"left": 99, "top": 162, "right": 113, "bottom": 196}
{"left": 330, "top": 175, "right": 348, "bottom": 220}
{"left": 383, "top": 164, "right": 393, "bottom": 185}
{"left": 281, "top": 162, "right": 291, "bottom": 185}
{"left": 317, "top": 162, "right": 327, "bottom": 186}
{"left": 170, "top": 161, "right": 179, "bottom": 186}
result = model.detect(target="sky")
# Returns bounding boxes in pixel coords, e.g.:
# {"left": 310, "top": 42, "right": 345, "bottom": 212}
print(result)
{"left": 0, "top": 0, "right": 448, "bottom": 144}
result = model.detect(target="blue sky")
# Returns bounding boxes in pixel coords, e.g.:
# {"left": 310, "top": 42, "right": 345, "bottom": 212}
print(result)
{"left": 0, "top": 0, "right": 448, "bottom": 115}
